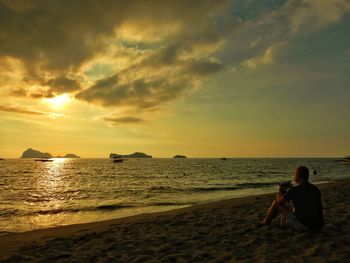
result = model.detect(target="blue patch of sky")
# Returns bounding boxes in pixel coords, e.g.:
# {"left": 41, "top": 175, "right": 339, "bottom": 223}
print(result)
{"left": 118, "top": 39, "right": 160, "bottom": 50}
{"left": 84, "top": 63, "right": 114, "bottom": 80}
{"left": 228, "top": 0, "right": 287, "bottom": 20}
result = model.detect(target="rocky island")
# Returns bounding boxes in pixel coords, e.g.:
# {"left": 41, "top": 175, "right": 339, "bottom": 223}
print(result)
{"left": 63, "top": 153, "right": 80, "bottom": 158}
{"left": 21, "top": 148, "right": 80, "bottom": 158}
{"left": 21, "top": 148, "right": 52, "bottom": 158}
{"left": 109, "top": 152, "right": 152, "bottom": 158}
{"left": 173, "top": 155, "right": 187, "bottom": 158}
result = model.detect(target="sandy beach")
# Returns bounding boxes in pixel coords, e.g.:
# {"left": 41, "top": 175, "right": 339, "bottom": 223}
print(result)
{"left": 1, "top": 179, "right": 349, "bottom": 262}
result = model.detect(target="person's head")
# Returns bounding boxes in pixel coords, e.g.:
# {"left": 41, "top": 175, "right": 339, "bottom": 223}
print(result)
{"left": 294, "top": 166, "right": 309, "bottom": 184}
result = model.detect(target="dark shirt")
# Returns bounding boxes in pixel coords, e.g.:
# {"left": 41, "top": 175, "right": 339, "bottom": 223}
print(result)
{"left": 284, "top": 182, "right": 324, "bottom": 229}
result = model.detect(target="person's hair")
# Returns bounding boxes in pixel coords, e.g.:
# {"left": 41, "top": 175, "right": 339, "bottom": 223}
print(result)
{"left": 296, "top": 166, "right": 309, "bottom": 181}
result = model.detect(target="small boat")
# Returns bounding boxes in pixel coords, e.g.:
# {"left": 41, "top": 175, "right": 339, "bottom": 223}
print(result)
{"left": 0, "top": 158, "right": 4, "bottom": 161}
{"left": 221, "top": 157, "right": 227, "bottom": 161}
{"left": 113, "top": 159, "right": 124, "bottom": 163}
{"left": 35, "top": 159, "right": 53, "bottom": 162}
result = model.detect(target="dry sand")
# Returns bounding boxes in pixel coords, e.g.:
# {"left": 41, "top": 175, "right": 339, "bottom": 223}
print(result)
{"left": 1, "top": 179, "right": 349, "bottom": 262}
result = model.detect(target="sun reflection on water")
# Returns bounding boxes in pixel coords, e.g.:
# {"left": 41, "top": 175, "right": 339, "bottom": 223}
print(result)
{"left": 28, "top": 158, "right": 72, "bottom": 229}
{"left": 42, "top": 158, "right": 67, "bottom": 188}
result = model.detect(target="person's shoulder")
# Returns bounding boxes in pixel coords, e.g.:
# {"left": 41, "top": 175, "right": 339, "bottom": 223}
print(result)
{"left": 294, "top": 182, "right": 313, "bottom": 192}
{"left": 305, "top": 182, "right": 321, "bottom": 194}
{"left": 306, "top": 182, "right": 319, "bottom": 189}
{"left": 291, "top": 183, "right": 303, "bottom": 190}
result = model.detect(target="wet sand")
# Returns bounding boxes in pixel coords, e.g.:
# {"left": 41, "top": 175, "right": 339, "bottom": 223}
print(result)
{"left": 1, "top": 179, "right": 349, "bottom": 262}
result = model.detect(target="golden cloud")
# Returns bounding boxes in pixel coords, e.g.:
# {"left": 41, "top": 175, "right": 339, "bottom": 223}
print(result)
{"left": 1, "top": 0, "right": 347, "bottom": 124}
{"left": 0, "top": 0, "right": 229, "bottom": 118}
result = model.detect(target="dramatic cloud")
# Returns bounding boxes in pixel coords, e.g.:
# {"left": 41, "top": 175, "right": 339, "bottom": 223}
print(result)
{"left": 46, "top": 76, "right": 81, "bottom": 94}
{"left": 1, "top": 0, "right": 349, "bottom": 125}
{"left": 0, "top": 0, "right": 229, "bottom": 118}
{"left": 76, "top": 74, "right": 190, "bottom": 109}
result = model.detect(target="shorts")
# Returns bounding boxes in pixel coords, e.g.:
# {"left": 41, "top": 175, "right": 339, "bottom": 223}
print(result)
{"left": 287, "top": 213, "right": 310, "bottom": 232}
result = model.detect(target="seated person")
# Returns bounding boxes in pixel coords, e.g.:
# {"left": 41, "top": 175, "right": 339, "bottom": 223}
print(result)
{"left": 259, "top": 166, "right": 324, "bottom": 231}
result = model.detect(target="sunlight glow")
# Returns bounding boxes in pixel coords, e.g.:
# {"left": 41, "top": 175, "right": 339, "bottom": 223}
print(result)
{"left": 45, "top": 94, "right": 71, "bottom": 109}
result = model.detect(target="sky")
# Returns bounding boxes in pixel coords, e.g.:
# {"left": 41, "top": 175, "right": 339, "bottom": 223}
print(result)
{"left": 0, "top": 0, "right": 349, "bottom": 158}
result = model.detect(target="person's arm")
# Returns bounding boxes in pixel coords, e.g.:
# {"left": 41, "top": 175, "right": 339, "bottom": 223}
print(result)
{"left": 276, "top": 193, "right": 286, "bottom": 205}
{"left": 280, "top": 187, "right": 294, "bottom": 204}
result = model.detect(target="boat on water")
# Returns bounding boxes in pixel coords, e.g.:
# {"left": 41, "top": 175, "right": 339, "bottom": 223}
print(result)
{"left": 111, "top": 156, "right": 125, "bottom": 163}
{"left": 35, "top": 159, "right": 53, "bottom": 162}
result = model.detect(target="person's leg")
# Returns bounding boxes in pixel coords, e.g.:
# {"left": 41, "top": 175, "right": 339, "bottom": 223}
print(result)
{"left": 260, "top": 200, "right": 279, "bottom": 225}
{"left": 260, "top": 200, "right": 292, "bottom": 225}
{"left": 276, "top": 203, "right": 291, "bottom": 218}
{"left": 286, "top": 213, "right": 311, "bottom": 232}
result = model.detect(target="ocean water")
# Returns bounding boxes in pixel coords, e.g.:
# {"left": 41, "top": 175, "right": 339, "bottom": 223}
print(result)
{"left": 0, "top": 158, "right": 349, "bottom": 233}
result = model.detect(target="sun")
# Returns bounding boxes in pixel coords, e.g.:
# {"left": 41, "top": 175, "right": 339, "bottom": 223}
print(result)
{"left": 45, "top": 94, "right": 71, "bottom": 109}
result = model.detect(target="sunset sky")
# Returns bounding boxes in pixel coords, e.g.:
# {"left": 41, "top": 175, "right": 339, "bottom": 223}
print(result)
{"left": 0, "top": 0, "right": 349, "bottom": 158}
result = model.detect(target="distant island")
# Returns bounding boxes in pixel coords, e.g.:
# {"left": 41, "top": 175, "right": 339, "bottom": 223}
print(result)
{"left": 109, "top": 152, "right": 152, "bottom": 158}
{"left": 63, "top": 153, "right": 80, "bottom": 158}
{"left": 173, "top": 155, "right": 187, "bottom": 158}
{"left": 21, "top": 148, "right": 80, "bottom": 158}
{"left": 21, "top": 148, "right": 52, "bottom": 158}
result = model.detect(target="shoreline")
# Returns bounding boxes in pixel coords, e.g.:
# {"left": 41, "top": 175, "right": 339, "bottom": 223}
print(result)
{"left": 0, "top": 178, "right": 341, "bottom": 234}
{"left": 1, "top": 178, "right": 350, "bottom": 261}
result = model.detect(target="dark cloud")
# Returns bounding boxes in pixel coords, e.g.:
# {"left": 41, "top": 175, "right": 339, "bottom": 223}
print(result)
{"left": 184, "top": 60, "right": 225, "bottom": 75}
{"left": 46, "top": 76, "right": 81, "bottom": 94}
{"left": 5, "top": 0, "right": 345, "bottom": 121}
{"left": 104, "top": 116, "right": 143, "bottom": 125}
{"left": 0, "top": 1, "right": 119, "bottom": 74}
{"left": 9, "top": 88, "right": 27, "bottom": 97}
{"left": 76, "top": 75, "right": 188, "bottom": 109}
{"left": 29, "top": 91, "right": 54, "bottom": 99}
{"left": 0, "top": 0, "right": 228, "bottom": 74}
{"left": 0, "top": 105, "right": 48, "bottom": 115}
{"left": 141, "top": 43, "right": 184, "bottom": 67}
{"left": 0, "top": 0, "right": 230, "bottom": 115}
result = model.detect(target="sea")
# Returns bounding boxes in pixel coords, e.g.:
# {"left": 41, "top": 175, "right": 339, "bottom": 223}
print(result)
{"left": 0, "top": 158, "right": 349, "bottom": 234}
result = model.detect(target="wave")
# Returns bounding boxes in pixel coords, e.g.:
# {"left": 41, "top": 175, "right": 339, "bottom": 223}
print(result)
{"left": 191, "top": 186, "right": 239, "bottom": 192}
{"left": 235, "top": 181, "right": 281, "bottom": 188}
{"left": 149, "top": 181, "right": 281, "bottom": 193}
{"left": 0, "top": 208, "right": 19, "bottom": 217}
{"left": 95, "top": 204, "right": 133, "bottom": 210}
{"left": 0, "top": 231, "right": 15, "bottom": 237}
{"left": 23, "top": 204, "right": 135, "bottom": 216}
{"left": 0, "top": 201, "right": 196, "bottom": 218}
{"left": 149, "top": 201, "right": 195, "bottom": 206}
{"left": 34, "top": 208, "right": 80, "bottom": 215}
